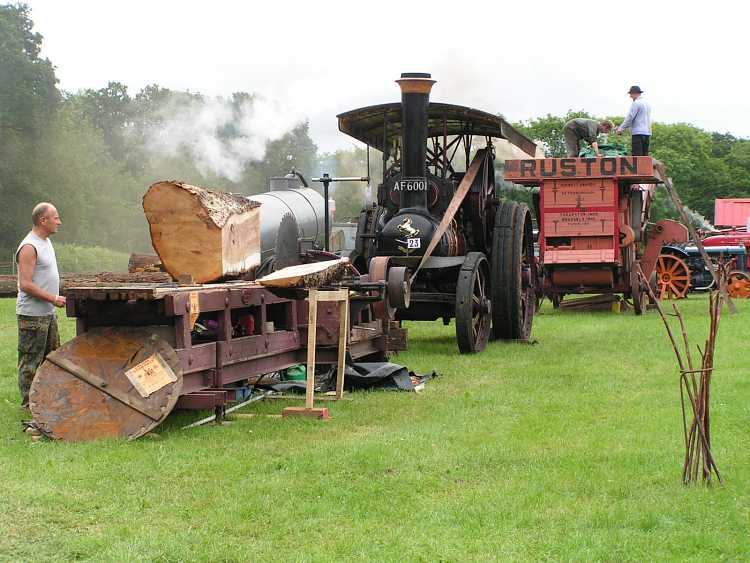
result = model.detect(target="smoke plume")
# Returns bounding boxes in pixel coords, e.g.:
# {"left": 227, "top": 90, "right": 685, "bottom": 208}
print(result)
{"left": 146, "top": 94, "right": 304, "bottom": 182}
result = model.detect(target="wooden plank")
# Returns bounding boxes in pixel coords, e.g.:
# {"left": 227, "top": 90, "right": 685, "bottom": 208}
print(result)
{"left": 336, "top": 294, "right": 348, "bottom": 400}
{"left": 543, "top": 211, "right": 615, "bottom": 237}
{"left": 306, "top": 289, "right": 318, "bottom": 409}
{"left": 504, "top": 156, "right": 663, "bottom": 184}
{"left": 542, "top": 179, "right": 615, "bottom": 208}
{"left": 257, "top": 259, "right": 348, "bottom": 289}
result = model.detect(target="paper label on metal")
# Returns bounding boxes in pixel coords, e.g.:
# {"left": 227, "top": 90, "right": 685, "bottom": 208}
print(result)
{"left": 189, "top": 292, "right": 200, "bottom": 329}
{"left": 124, "top": 353, "right": 177, "bottom": 398}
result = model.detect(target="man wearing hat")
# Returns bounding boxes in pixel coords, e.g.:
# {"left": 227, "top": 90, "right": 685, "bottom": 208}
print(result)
{"left": 617, "top": 86, "right": 652, "bottom": 156}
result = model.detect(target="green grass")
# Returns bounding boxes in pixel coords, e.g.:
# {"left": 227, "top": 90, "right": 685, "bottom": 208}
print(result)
{"left": 0, "top": 295, "right": 748, "bottom": 561}
{"left": 54, "top": 243, "right": 130, "bottom": 273}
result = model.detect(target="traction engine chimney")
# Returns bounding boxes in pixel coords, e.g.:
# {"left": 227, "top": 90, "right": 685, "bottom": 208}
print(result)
{"left": 396, "top": 72, "right": 435, "bottom": 209}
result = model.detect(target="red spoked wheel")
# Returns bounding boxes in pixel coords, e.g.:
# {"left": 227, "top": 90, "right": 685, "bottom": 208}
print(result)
{"left": 656, "top": 254, "right": 691, "bottom": 299}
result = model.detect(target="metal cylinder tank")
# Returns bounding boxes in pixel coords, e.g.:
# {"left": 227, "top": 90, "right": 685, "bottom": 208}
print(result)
{"left": 246, "top": 187, "right": 326, "bottom": 259}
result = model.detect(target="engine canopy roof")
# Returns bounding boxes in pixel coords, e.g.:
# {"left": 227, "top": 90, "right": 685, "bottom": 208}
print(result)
{"left": 337, "top": 102, "right": 537, "bottom": 157}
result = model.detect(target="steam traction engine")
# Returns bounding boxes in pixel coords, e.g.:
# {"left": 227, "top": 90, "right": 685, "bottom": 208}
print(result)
{"left": 504, "top": 156, "right": 689, "bottom": 311}
{"left": 340, "top": 73, "right": 539, "bottom": 353}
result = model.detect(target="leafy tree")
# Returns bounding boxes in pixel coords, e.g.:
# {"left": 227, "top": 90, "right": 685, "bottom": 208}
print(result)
{"left": 76, "top": 81, "right": 133, "bottom": 161}
{"left": 253, "top": 122, "right": 318, "bottom": 192}
{"left": 0, "top": 3, "right": 59, "bottom": 137}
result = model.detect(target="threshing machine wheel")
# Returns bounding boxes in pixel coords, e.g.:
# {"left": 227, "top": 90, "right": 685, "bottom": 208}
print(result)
{"left": 630, "top": 268, "right": 647, "bottom": 315}
{"left": 369, "top": 256, "right": 396, "bottom": 322}
{"left": 30, "top": 328, "right": 183, "bottom": 441}
{"left": 455, "top": 252, "right": 492, "bottom": 354}
{"left": 727, "top": 270, "right": 750, "bottom": 298}
{"left": 490, "top": 201, "right": 536, "bottom": 341}
{"left": 656, "top": 253, "right": 691, "bottom": 300}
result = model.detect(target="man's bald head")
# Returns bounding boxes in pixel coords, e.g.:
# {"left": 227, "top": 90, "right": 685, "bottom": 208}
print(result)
{"left": 31, "top": 203, "right": 61, "bottom": 236}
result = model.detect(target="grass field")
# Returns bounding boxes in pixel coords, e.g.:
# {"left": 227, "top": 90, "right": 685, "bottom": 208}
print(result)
{"left": 0, "top": 295, "right": 748, "bottom": 561}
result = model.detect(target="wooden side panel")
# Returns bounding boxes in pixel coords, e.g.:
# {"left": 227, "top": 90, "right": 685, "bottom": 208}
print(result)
{"left": 542, "top": 180, "right": 615, "bottom": 208}
{"left": 543, "top": 211, "right": 615, "bottom": 237}
{"left": 545, "top": 249, "right": 616, "bottom": 264}
{"left": 504, "top": 156, "right": 661, "bottom": 184}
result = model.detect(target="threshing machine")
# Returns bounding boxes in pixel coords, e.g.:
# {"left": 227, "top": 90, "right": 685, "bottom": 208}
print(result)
{"left": 504, "top": 156, "right": 689, "bottom": 311}
{"left": 338, "top": 73, "right": 539, "bottom": 353}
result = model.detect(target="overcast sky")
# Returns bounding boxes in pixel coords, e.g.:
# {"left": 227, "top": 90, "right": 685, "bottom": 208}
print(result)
{"left": 24, "top": 0, "right": 749, "bottom": 152}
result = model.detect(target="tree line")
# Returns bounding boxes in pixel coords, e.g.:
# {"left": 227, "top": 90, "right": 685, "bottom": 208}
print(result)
{"left": 2, "top": 4, "right": 748, "bottom": 262}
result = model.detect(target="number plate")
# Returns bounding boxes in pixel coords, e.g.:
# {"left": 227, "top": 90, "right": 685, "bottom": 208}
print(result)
{"left": 407, "top": 237, "right": 421, "bottom": 249}
{"left": 393, "top": 177, "right": 427, "bottom": 191}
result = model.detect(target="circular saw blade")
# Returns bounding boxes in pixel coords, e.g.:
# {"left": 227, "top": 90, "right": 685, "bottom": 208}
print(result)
{"left": 273, "top": 212, "right": 300, "bottom": 271}
{"left": 30, "top": 328, "right": 183, "bottom": 441}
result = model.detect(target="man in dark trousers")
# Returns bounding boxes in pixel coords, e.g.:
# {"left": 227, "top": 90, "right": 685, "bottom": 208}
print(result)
{"left": 563, "top": 118, "right": 614, "bottom": 157}
{"left": 617, "top": 85, "right": 652, "bottom": 156}
{"left": 15, "top": 203, "right": 65, "bottom": 409}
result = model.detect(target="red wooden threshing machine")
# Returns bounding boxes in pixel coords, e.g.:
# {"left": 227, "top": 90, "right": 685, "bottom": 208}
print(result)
{"left": 504, "top": 156, "right": 689, "bottom": 311}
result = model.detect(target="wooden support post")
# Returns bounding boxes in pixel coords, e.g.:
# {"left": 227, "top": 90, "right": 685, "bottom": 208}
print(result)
{"left": 305, "top": 288, "right": 318, "bottom": 410}
{"left": 282, "top": 287, "right": 349, "bottom": 420}
{"left": 336, "top": 294, "right": 349, "bottom": 400}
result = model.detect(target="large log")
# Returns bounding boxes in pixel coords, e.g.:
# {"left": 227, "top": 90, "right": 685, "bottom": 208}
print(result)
{"left": 143, "top": 181, "right": 261, "bottom": 284}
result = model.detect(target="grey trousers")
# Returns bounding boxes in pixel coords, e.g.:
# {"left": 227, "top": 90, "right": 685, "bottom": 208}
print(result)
{"left": 564, "top": 128, "right": 580, "bottom": 157}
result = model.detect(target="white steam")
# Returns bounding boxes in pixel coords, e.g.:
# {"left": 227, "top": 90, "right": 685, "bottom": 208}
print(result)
{"left": 147, "top": 94, "right": 304, "bottom": 182}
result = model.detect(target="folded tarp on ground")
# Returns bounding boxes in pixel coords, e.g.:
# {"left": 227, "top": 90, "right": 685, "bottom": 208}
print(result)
{"left": 262, "top": 362, "right": 437, "bottom": 394}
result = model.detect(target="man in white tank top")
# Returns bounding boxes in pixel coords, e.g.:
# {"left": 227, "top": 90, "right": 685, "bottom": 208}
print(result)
{"left": 16, "top": 203, "right": 65, "bottom": 409}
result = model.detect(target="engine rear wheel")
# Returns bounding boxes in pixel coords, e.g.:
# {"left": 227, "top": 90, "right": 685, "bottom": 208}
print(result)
{"left": 456, "top": 252, "right": 491, "bottom": 354}
{"left": 490, "top": 201, "right": 536, "bottom": 340}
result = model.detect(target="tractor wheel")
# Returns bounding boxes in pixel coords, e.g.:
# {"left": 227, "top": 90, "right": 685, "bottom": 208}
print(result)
{"left": 656, "top": 253, "right": 691, "bottom": 299}
{"left": 490, "top": 201, "right": 536, "bottom": 341}
{"left": 727, "top": 270, "right": 750, "bottom": 298}
{"left": 455, "top": 252, "right": 492, "bottom": 354}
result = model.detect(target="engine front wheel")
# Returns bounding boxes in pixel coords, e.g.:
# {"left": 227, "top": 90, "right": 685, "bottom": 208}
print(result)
{"left": 455, "top": 252, "right": 492, "bottom": 354}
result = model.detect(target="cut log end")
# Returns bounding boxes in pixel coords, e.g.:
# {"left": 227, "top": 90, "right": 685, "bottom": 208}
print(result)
{"left": 143, "top": 181, "right": 261, "bottom": 284}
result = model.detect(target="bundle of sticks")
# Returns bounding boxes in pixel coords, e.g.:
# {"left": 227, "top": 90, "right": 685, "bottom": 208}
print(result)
{"left": 637, "top": 262, "right": 729, "bottom": 485}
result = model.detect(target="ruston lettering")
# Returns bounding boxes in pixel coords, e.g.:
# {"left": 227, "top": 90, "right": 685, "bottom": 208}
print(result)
{"left": 540, "top": 159, "right": 557, "bottom": 177}
{"left": 620, "top": 157, "right": 638, "bottom": 175}
{"left": 600, "top": 158, "right": 616, "bottom": 176}
{"left": 584, "top": 158, "right": 596, "bottom": 176}
{"left": 520, "top": 160, "right": 536, "bottom": 177}
{"left": 560, "top": 159, "right": 576, "bottom": 176}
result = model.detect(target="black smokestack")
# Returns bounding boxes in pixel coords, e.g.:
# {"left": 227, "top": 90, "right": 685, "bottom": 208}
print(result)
{"left": 396, "top": 72, "right": 435, "bottom": 208}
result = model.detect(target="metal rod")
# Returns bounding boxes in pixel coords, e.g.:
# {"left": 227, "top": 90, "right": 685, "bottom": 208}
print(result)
{"left": 311, "top": 177, "right": 369, "bottom": 182}
{"left": 311, "top": 176, "right": 370, "bottom": 252}
{"left": 181, "top": 391, "right": 272, "bottom": 429}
